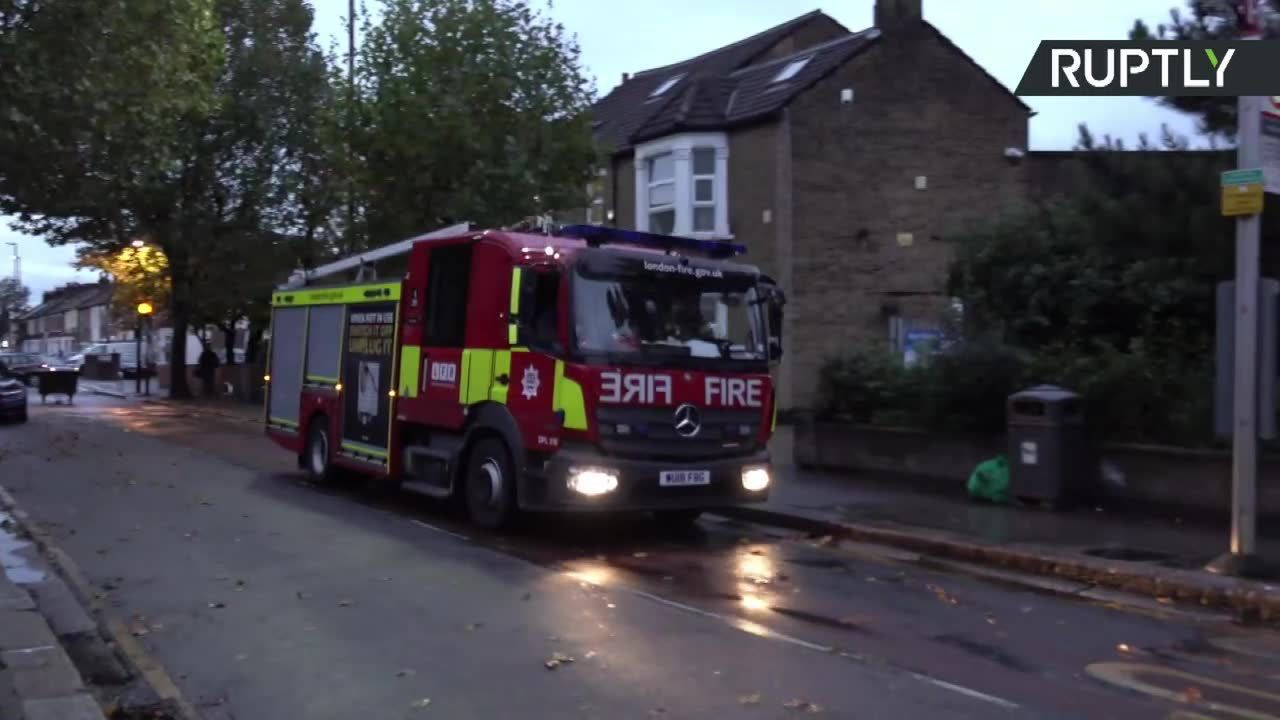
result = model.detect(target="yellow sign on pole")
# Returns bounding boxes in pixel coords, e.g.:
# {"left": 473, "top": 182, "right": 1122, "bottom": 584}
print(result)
{"left": 1223, "top": 184, "right": 1265, "bottom": 216}
{"left": 1222, "top": 168, "right": 1266, "bottom": 217}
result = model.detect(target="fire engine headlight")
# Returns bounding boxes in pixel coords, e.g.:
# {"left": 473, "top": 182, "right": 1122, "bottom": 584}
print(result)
{"left": 741, "top": 466, "right": 771, "bottom": 492}
{"left": 567, "top": 467, "right": 619, "bottom": 496}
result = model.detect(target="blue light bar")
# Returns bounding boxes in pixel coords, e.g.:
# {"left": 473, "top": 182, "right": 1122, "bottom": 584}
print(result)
{"left": 557, "top": 224, "right": 747, "bottom": 259}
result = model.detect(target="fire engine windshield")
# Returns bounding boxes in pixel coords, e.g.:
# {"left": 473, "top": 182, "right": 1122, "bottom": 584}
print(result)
{"left": 571, "top": 252, "right": 768, "bottom": 368}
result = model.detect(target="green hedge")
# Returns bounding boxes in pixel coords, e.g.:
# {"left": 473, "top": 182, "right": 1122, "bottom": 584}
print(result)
{"left": 816, "top": 341, "right": 1215, "bottom": 446}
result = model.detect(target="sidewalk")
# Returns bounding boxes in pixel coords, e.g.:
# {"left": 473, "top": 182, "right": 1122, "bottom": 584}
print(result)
{"left": 720, "top": 452, "right": 1280, "bottom": 620}
{"left": 79, "top": 380, "right": 263, "bottom": 423}
{"left": 0, "top": 511, "right": 106, "bottom": 720}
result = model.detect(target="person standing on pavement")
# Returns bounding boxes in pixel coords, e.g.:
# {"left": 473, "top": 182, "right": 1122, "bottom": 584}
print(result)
{"left": 197, "top": 343, "right": 220, "bottom": 397}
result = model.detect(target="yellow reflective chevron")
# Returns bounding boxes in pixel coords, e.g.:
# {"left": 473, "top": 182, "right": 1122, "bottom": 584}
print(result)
{"left": 553, "top": 361, "right": 587, "bottom": 430}
{"left": 459, "top": 349, "right": 494, "bottom": 405}
{"left": 491, "top": 350, "right": 512, "bottom": 404}
{"left": 399, "top": 346, "right": 421, "bottom": 398}
{"left": 510, "top": 267, "right": 523, "bottom": 315}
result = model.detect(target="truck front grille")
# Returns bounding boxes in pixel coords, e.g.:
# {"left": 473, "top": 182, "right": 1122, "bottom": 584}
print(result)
{"left": 595, "top": 406, "right": 763, "bottom": 460}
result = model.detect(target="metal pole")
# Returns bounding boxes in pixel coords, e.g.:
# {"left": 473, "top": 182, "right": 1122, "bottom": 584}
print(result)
{"left": 5, "top": 242, "right": 18, "bottom": 285}
{"left": 135, "top": 315, "right": 142, "bottom": 395}
{"left": 1209, "top": 6, "right": 1266, "bottom": 577}
{"left": 346, "top": 0, "right": 357, "bottom": 254}
{"left": 144, "top": 317, "right": 151, "bottom": 396}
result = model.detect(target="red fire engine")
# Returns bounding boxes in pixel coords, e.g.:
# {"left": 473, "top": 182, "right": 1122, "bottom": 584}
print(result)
{"left": 264, "top": 223, "right": 786, "bottom": 529}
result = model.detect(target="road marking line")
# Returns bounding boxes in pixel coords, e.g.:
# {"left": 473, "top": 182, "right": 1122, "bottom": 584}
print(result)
{"left": 409, "top": 518, "right": 469, "bottom": 541}
{"left": 911, "top": 674, "right": 1021, "bottom": 709}
{"left": 623, "top": 583, "right": 1020, "bottom": 710}
{"left": 7, "top": 645, "right": 56, "bottom": 653}
{"left": 1086, "top": 661, "right": 1280, "bottom": 720}
{"left": 628, "top": 588, "right": 835, "bottom": 653}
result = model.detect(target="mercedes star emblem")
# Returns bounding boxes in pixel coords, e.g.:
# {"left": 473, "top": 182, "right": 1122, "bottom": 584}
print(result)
{"left": 673, "top": 404, "right": 702, "bottom": 438}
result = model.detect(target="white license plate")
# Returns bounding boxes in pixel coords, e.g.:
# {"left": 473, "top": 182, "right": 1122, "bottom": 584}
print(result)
{"left": 659, "top": 470, "right": 711, "bottom": 487}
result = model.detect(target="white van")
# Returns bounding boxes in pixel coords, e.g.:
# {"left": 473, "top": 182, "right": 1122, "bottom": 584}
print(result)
{"left": 74, "top": 342, "right": 147, "bottom": 377}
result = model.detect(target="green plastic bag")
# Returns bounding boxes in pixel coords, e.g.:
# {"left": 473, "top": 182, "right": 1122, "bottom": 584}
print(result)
{"left": 967, "top": 455, "right": 1011, "bottom": 504}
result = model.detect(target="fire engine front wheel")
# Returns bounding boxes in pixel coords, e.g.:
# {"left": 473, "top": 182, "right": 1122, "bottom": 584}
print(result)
{"left": 464, "top": 437, "right": 516, "bottom": 529}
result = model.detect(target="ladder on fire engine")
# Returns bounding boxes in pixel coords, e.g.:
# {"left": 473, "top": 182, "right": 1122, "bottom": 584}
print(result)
{"left": 280, "top": 223, "right": 471, "bottom": 289}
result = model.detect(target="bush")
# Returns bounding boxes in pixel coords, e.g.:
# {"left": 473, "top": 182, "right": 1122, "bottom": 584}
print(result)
{"left": 817, "top": 340, "right": 1026, "bottom": 434}
{"left": 817, "top": 341, "right": 1214, "bottom": 445}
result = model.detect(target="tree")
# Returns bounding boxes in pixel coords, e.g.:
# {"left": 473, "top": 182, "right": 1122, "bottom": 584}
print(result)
{"left": 0, "top": 0, "right": 224, "bottom": 396}
{"left": 949, "top": 124, "right": 1280, "bottom": 352}
{"left": 946, "top": 125, "right": 1280, "bottom": 443}
{"left": 0, "top": 0, "right": 335, "bottom": 397}
{"left": 350, "top": 0, "right": 597, "bottom": 248}
{"left": 77, "top": 245, "right": 172, "bottom": 326}
{"left": 1130, "top": 1, "right": 1280, "bottom": 139}
{"left": 0, "top": 277, "right": 30, "bottom": 341}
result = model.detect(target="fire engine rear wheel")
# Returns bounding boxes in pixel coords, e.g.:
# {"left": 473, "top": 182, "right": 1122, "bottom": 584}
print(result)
{"left": 464, "top": 437, "right": 516, "bottom": 529}
{"left": 305, "top": 416, "right": 336, "bottom": 484}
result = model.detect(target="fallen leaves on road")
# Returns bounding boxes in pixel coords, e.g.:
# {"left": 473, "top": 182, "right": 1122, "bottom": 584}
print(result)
{"left": 337, "top": 599, "right": 355, "bottom": 607}
{"left": 584, "top": 651, "right": 598, "bottom": 660}
{"left": 985, "top": 614, "right": 998, "bottom": 626}
{"left": 521, "top": 592, "right": 532, "bottom": 601}
{"left": 1181, "top": 686, "right": 1204, "bottom": 704}
{"left": 296, "top": 591, "right": 310, "bottom": 599}
{"left": 926, "top": 584, "right": 960, "bottom": 606}
{"left": 783, "top": 699, "right": 823, "bottom": 713}
{"left": 465, "top": 623, "right": 482, "bottom": 631}
{"left": 812, "top": 535, "right": 835, "bottom": 547}
{"left": 127, "top": 618, "right": 149, "bottom": 637}
{"left": 738, "top": 694, "right": 762, "bottom": 705}
{"left": 208, "top": 601, "right": 225, "bottom": 609}
{"left": 235, "top": 580, "right": 246, "bottom": 591}
{"left": 545, "top": 651, "right": 575, "bottom": 670}
{"left": 410, "top": 698, "right": 431, "bottom": 709}
{"left": 633, "top": 552, "right": 649, "bottom": 558}
{"left": 1117, "top": 643, "right": 1134, "bottom": 655}
{"left": 396, "top": 668, "right": 416, "bottom": 678}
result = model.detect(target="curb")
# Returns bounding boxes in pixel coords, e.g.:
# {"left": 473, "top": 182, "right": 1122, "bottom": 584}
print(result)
{"left": 0, "top": 534, "right": 105, "bottom": 719}
{"left": 717, "top": 505, "right": 1280, "bottom": 623}
{"left": 0, "top": 487, "right": 202, "bottom": 720}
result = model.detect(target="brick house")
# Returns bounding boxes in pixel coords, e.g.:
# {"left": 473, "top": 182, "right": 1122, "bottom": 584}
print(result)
{"left": 588, "top": 0, "right": 1032, "bottom": 411}
{"left": 19, "top": 279, "right": 117, "bottom": 355}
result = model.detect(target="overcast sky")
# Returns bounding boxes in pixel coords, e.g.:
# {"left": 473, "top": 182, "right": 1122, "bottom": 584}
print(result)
{"left": 4, "top": 0, "right": 1203, "bottom": 301}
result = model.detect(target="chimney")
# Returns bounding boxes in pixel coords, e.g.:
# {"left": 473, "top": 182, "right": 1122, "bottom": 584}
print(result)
{"left": 874, "top": 0, "right": 923, "bottom": 29}
{"left": 622, "top": 72, "right": 630, "bottom": 83}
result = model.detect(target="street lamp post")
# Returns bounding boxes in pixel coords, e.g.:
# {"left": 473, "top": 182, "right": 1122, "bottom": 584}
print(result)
{"left": 136, "top": 301, "right": 153, "bottom": 395}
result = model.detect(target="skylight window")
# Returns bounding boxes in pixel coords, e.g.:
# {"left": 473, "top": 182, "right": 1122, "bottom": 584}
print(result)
{"left": 772, "top": 56, "right": 811, "bottom": 83}
{"left": 649, "top": 74, "right": 685, "bottom": 98}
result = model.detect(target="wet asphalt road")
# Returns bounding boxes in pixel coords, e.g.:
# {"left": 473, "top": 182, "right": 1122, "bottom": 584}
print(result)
{"left": 1, "top": 393, "right": 1278, "bottom": 719}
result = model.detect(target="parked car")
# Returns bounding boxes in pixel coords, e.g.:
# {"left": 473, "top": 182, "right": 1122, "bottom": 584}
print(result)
{"left": 0, "top": 369, "right": 28, "bottom": 422}
{"left": 0, "top": 352, "right": 45, "bottom": 386}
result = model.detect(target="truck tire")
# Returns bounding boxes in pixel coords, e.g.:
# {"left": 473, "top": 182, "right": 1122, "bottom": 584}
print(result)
{"left": 305, "top": 416, "right": 337, "bottom": 484}
{"left": 464, "top": 437, "right": 516, "bottom": 530}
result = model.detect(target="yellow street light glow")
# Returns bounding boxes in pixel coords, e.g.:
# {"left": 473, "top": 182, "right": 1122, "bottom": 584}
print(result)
{"left": 136, "top": 302, "right": 154, "bottom": 316}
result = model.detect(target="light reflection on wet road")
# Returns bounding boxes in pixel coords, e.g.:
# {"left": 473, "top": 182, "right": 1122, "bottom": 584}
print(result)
{"left": 3, "top": 394, "right": 1279, "bottom": 719}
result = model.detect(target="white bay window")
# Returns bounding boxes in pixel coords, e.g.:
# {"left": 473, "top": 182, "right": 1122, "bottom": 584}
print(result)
{"left": 634, "top": 133, "right": 729, "bottom": 239}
